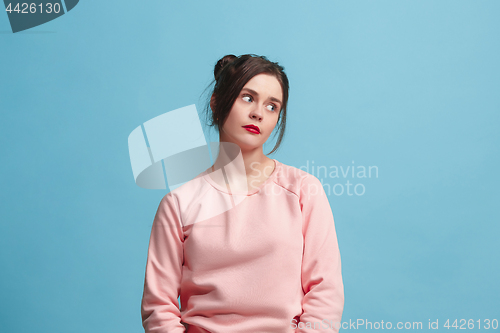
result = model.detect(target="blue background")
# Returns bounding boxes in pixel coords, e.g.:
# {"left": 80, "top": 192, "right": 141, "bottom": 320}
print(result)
{"left": 1, "top": 1, "right": 498, "bottom": 332}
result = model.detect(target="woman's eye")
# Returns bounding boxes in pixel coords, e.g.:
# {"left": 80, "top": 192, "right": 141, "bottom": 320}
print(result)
{"left": 242, "top": 95, "right": 252, "bottom": 103}
{"left": 267, "top": 104, "right": 277, "bottom": 112}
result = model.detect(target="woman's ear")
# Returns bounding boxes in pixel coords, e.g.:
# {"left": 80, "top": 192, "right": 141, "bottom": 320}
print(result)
{"left": 210, "top": 94, "right": 216, "bottom": 111}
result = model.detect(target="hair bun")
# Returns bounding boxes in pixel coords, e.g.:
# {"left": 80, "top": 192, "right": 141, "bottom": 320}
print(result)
{"left": 214, "top": 54, "right": 237, "bottom": 80}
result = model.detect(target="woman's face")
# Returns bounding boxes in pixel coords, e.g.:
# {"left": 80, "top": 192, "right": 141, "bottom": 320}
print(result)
{"left": 219, "top": 73, "right": 283, "bottom": 153}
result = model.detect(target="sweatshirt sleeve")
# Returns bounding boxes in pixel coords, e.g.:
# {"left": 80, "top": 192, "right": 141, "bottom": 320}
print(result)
{"left": 296, "top": 175, "right": 344, "bottom": 332}
{"left": 141, "top": 193, "right": 186, "bottom": 333}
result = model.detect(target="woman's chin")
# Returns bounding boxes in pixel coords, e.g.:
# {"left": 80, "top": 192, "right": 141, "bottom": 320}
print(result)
{"left": 220, "top": 133, "right": 264, "bottom": 151}
{"left": 234, "top": 139, "right": 263, "bottom": 152}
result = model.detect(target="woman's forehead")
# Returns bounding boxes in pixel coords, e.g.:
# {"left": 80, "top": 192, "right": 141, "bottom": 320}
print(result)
{"left": 243, "top": 74, "right": 283, "bottom": 101}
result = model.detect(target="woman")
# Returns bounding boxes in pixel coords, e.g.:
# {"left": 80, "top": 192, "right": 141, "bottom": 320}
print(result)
{"left": 141, "top": 54, "right": 344, "bottom": 333}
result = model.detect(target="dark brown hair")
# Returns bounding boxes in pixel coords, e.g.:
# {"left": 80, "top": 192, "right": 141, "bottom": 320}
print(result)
{"left": 204, "top": 54, "right": 289, "bottom": 155}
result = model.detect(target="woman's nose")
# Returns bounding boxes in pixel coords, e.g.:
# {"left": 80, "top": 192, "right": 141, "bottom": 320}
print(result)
{"left": 250, "top": 105, "right": 263, "bottom": 120}
{"left": 250, "top": 112, "right": 262, "bottom": 121}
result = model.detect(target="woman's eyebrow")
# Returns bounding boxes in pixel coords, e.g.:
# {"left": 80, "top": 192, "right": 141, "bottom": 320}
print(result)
{"left": 242, "top": 88, "right": 282, "bottom": 105}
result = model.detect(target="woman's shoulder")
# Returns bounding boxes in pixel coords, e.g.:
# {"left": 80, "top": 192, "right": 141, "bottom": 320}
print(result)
{"left": 274, "top": 159, "right": 322, "bottom": 196}
{"left": 160, "top": 169, "right": 212, "bottom": 209}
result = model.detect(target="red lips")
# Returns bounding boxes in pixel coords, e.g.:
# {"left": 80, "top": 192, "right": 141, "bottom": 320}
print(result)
{"left": 242, "top": 124, "right": 260, "bottom": 134}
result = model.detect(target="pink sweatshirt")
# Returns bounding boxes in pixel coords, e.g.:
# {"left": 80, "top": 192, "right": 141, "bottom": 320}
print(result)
{"left": 141, "top": 159, "right": 344, "bottom": 333}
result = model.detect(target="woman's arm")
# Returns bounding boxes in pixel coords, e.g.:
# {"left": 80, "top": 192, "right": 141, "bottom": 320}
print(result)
{"left": 297, "top": 175, "right": 344, "bottom": 332}
{"left": 141, "top": 193, "right": 185, "bottom": 333}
